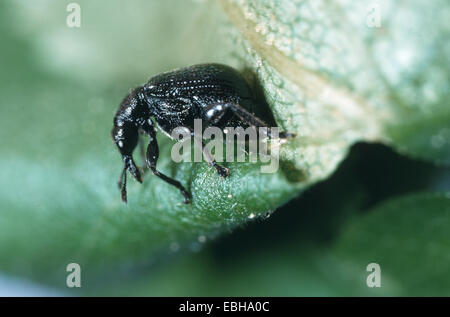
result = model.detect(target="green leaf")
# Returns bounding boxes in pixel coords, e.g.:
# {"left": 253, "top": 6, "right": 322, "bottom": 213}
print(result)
{"left": 0, "top": 0, "right": 301, "bottom": 282}
{"left": 332, "top": 192, "right": 450, "bottom": 296}
{"left": 0, "top": 0, "right": 449, "bottom": 287}
{"left": 83, "top": 191, "right": 450, "bottom": 296}
{"left": 221, "top": 0, "right": 450, "bottom": 164}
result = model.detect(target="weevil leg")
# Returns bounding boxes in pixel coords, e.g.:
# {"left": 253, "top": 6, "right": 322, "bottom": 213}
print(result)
{"left": 227, "top": 102, "right": 296, "bottom": 139}
{"left": 145, "top": 126, "right": 191, "bottom": 204}
{"left": 201, "top": 140, "right": 229, "bottom": 178}
{"left": 190, "top": 122, "right": 229, "bottom": 178}
{"left": 205, "top": 102, "right": 295, "bottom": 139}
{"left": 203, "top": 103, "right": 229, "bottom": 125}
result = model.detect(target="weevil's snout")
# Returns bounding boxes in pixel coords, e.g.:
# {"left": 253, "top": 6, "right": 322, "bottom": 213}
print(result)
{"left": 124, "top": 155, "right": 142, "bottom": 183}
{"left": 112, "top": 124, "right": 141, "bottom": 183}
{"left": 117, "top": 155, "right": 142, "bottom": 204}
{"left": 112, "top": 112, "right": 141, "bottom": 203}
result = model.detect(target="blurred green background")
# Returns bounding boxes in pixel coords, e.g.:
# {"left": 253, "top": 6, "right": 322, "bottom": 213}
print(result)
{"left": 0, "top": 0, "right": 449, "bottom": 296}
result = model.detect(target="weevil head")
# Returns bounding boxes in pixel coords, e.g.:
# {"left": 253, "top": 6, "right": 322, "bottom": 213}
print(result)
{"left": 111, "top": 87, "right": 147, "bottom": 154}
{"left": 111, "top": 87, "right": 147, "bottom": 202}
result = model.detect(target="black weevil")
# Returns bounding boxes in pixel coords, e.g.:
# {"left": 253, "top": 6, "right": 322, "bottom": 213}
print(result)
{"left": 111, "top": 63, "right": 294, "bottom": 204}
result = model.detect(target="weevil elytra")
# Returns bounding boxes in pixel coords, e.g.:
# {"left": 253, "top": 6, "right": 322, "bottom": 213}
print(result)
{"left": 111, "top": 63, "right": 294, "bottom": 204}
